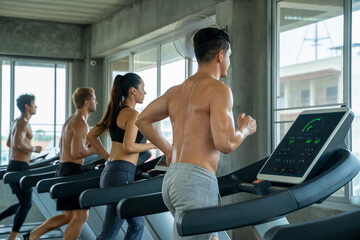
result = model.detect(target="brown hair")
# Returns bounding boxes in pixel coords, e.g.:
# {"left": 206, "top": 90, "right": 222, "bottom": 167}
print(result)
{"left": 72, "top": 88, "right": 95, "bottom": 109}
{"left": 95, "top": 73, "right": 141, "bottom": 132}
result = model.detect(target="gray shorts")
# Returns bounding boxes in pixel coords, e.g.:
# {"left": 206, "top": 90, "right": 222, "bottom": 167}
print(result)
{"left": 162, "top": 162, "right": 220, "bottom": 240}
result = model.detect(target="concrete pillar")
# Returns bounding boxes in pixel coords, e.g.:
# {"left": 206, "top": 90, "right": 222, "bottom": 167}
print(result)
{"left": 216, "top": 0, "right": 272, "bottom": 239}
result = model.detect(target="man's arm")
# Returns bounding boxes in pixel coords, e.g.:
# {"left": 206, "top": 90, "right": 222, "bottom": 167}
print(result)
{"left": 210, "top": 83, "right": 256, "bottom": 154}
{"left": 136, "top": 92, "right": 173, "bottom": 162}
{"left": 71, "top": 120, "right": 96, "bottom": 159}
{"left": 6, "top": 133, "right": 11, "bottom": 148}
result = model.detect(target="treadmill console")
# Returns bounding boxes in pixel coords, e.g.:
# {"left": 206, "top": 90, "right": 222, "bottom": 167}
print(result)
{"left": 257, "top": 107, "right": 353, "bottom": 184}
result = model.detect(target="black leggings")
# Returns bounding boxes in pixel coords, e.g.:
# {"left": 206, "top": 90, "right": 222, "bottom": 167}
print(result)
{"left": 0, "top": 160, "right": 32, "bottom": 232}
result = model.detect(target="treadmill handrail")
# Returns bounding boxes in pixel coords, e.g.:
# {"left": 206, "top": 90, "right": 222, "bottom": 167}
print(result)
{"left": 79, "top": 175, "right": 164, "bottom": 208}
{"left": 176, "top": 149, "right": 359, "bottom": 236}
{"left": 117, "top": 192, "right": 167, "bottom": 219}
{"left": 28, "top": 155, "right": 60, "bottom": 169}
{"left": 36, "top": 169, "right": 102, "bottom": 193}
{"left": 50, "top": 176, "right": 100, "bottom": 199}
{"left": 3, "top": 164, "right": 58, "bottom": 184}
{"left": 20, "top": 171, "right": 56, "bottom": 189}
{"left": 263, "top": 208, "right": 360, "bottom": 240}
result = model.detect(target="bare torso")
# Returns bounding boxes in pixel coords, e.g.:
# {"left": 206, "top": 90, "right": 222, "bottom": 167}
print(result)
{"left": 168, "top": 75, "right": 225, "bottom": 174}
{"left": 60, "top": 115, "right": 86, "bottom": 165}
{"left": 9, "top": 118, "right": 33, "bottom": 163}
{"left": 108, "top": 108, "right": 139, "bottom": 165}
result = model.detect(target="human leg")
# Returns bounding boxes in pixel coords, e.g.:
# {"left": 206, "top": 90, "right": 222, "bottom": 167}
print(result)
{"left": 166, "top": 163, "right": 220, "bottom": 240}
{"left": 96, "top": 203, "right": 125, "bottom": 240}
{"left": 97, "top": 161, "right": 136, "bottom": 240}
{"left": 29, "top": 211, "right": 73, "bottom": 240}
{"left": 124, "top": 216, "right": 144, "bottom": 240}
{"left": 0, "top": 203, "right": 20, "bottom": 221}
{"left": 12, "top": 188, "right": 32, "bottom": 233}
{"left": 63, "top": 209, "right": 88, "bottom": 240}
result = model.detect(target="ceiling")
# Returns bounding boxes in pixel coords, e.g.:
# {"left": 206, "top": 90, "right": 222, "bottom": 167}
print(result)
{"left": 0, "top": 0, "right": 137, "bottom": 25}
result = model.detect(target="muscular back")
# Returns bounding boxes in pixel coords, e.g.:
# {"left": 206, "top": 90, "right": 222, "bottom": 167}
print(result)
{"left": 59, "top": 114, "right": 88, "bottom": 165}
{"left": 168, "top": 75, "right": 229, "bottom": 174}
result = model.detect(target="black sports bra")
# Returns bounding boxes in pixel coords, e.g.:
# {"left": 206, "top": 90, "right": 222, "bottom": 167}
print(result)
{"left": 109, "top": 106, "right": 144, "bottom": 144}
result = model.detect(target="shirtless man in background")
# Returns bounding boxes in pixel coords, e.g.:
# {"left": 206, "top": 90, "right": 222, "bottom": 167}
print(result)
{"left": 0, "top": 94, "right": 42, "bottom": 240}
{"left": 24, "top": 88, "right": 99, "bottom": 240}
{"left": 136, "top": 28, "right": 257, "bottom": 239}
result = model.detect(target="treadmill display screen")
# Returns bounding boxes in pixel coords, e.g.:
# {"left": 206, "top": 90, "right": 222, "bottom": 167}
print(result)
{"left": 259, "top": 111, "right": 346, "bottom": 178}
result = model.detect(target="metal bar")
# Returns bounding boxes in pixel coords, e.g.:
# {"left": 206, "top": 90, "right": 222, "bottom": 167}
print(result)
{"left": 0, "top": 60, "right": 2, "bottom": 164}
{"left": 54, "top": 64, "right": 57, "bottom": 148}
{"left": 274, "top": 103, "right": 344, "bottom": 112}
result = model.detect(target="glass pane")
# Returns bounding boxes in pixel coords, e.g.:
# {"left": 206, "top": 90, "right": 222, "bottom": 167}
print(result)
{"left": 134, "top": 48, "right": 158, "bottom": 157}
{"left": 110, "top": 56, "right": 129, "bottom": 81}
{"left": 134, "top": 48, "right": 157, "bottom": 112}
{"left": 1, "top": 61, "right": 11, "bottom": 165}
{"left": 55, "top": 64, "right": 66, "bottom": 150}
{"left": 161, "top": 42, "right": 186, "bottom": 94}
{"left": 160, "top": 42, "right": 186, "bottom": 145}
{"left": 276, "top": 0, "right": 344, "bottom": 109}
{"left": 351, "top": 0, "right": 360, "bottom": 197}
{"left": 14, "top": 62, "right": 55, "bottom": 157}
{"left": 192, "top": 60, "right": 198, "bottom": 75}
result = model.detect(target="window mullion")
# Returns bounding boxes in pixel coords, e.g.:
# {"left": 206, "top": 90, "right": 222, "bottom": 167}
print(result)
{"left": 157, "top": 45, "right": 161, "bottom": 97}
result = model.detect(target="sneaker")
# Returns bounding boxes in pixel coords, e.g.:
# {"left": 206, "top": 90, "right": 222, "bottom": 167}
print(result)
{"left": 19, "top": 232, "right": 30, "bottom": 240}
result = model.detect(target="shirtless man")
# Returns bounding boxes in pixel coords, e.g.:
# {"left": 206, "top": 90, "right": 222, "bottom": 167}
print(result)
{"left": 0, "top": 94, "right": 42, "bottom": 240}
{"left": 136, "top": 28, "right": 257, "bottom": 239}
{"left": 23, "top": 88, "right": 98, "bottom": 240}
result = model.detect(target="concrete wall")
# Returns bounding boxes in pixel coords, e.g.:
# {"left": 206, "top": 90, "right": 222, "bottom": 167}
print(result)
{"left": 0, "top": 17, "right": 84, "bottom": 59}
{"left": 91, "top": 0, "right": 218, "bottom": 57}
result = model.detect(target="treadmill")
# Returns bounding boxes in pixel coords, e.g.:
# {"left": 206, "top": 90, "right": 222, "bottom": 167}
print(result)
{"left": 34, "top": 151, "right": 169, "bottom": 239}
{"left": 0, "top": 151, "right": 61, "bottom": 239}
{"left": 0, "top": 154, "right": 103, "bottom": 239}
{"left": 117, "top": 107, "right": 359, "bottom": 239}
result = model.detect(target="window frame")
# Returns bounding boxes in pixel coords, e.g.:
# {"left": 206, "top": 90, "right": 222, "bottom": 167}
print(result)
{"left": 0, "top": 57, "right": 69, "bottom": 163}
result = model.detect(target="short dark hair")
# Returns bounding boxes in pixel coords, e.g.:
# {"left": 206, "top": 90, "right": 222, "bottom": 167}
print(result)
{"left": 72, "top": 88, "right": 95, "bottom": 109}
{"left": 16, "top": 94, "right": 35, "bottom": 113}
{"left": 193, "top": 27, "right": 230, "bottom": 63}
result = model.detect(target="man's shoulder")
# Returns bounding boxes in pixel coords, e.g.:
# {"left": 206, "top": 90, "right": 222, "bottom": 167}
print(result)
{"left": 203, "top": 79, "right": 230, "bottom": 95}
{"left": 14, "top": 118, "right": 30, "bottom": 129}
{"left": 68, "top": 115, "right": 87, "bottom": 130}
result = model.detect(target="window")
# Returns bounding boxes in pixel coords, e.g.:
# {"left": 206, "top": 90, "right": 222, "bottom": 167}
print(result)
{"left": 300, "top": 89, "right": 310, "bottom": 105}
{"left": 273, "top": 0, "right": 360, "bottom": 203}
{"left": 134, "top": 48, "right": 158, "bottom": 113}
{"left": 351, "top": 0, "right": 360, "bottom": 200}
{"left": 110, "top": 56, "right": 129, "bottom": 80}
{"left": 107, "top": 40, "right": 190, "bottom": 158}
{"left": 160, "top": 42, "right": 186, "bottom": 145}
{"left": 0, "top": 59, "right": 67, "bottom": 165}
{"left": 275, "top": 0, "right": 344, "bottom": 141}
{"left": 1, "top": 60, "right": 11, "bottom": 165}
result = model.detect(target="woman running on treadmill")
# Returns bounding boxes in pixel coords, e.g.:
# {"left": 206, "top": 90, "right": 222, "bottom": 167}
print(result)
{"left": 87, "top": 73, "right": 156, "bottom": 240}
